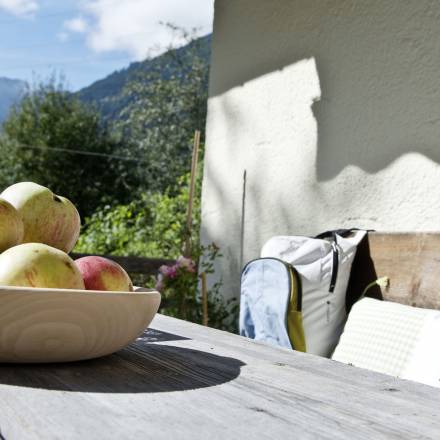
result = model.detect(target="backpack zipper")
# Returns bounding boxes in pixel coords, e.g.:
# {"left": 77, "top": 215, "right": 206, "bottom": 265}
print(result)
{"left": 329, "top": 240, "right": 339, "bottom": 293}
{"left": 326, "top": 240, "right": 339, "bottom": 323}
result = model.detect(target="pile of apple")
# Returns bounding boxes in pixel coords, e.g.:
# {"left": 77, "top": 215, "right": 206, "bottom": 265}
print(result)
{"left": 0, "top": 182, "right": 134, "bottom": 292}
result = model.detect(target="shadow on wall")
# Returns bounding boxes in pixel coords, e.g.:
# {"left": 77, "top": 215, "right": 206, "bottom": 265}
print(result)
{"left": 312, "top": 55, "right": 440, "bottom": 181}
{"left": 202, "top": 55, "right": 323, "bottom": 297}
{"left": 203, "top": 55, "right": 325, "bottom": 297}
{"left": 203, "top": 0, "right": 440, "bottom": 300}
{"left": 209, "top": 0, "right": 440, "bottom": 180}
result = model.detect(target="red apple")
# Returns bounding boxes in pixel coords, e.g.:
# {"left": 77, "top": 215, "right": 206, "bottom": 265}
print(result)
{"left": 75, "top": 256, "right": 133, "bottom": 292}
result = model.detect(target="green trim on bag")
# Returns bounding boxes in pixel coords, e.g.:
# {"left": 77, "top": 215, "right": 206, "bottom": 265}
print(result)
{"left": 287, "top": 267, "right": 306, "bottom": 352}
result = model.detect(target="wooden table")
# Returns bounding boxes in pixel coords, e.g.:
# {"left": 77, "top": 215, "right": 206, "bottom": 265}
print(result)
{"left": 0, "top": 315, "right": 439, "bottom": 439}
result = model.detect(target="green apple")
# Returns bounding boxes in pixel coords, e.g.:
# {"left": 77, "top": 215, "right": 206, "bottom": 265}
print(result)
{"left": 0, "top": 198, "right": 24, "bottom": 252}
{"left": 0, "top": 243, "right": 85, "bottom": 289}
{"left": 1, "top": 182, "right": 80, "bottom": 253}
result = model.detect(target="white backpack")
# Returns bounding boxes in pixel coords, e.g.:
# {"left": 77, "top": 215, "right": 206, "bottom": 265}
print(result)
{"left": 261, "top": 229, "right": 366, "bottom": 357}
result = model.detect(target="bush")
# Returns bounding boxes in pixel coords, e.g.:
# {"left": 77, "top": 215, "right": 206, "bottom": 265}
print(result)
{"left": 75, "top": 167, "right": 238, "bottom": 332}
{"left": 75, "top": 170, "right": 198, "bottom": 259}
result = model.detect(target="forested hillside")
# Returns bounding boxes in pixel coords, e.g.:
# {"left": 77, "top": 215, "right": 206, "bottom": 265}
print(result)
{"left": 77, "top": 34, "right": 211, "bottom": 122}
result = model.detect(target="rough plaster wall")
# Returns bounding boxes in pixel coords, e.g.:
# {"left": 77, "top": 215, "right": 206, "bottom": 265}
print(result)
{"left": 201, "top": 0, "right": 440, "bottom": 300}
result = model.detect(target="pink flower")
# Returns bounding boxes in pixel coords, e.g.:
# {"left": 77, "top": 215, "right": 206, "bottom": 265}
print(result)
{"left": 159, "top": 262, "right": 182, "bottom": 281}
{"left": 167, "top": 265, "right": 178, "bottom": 279}
{"left": 159, "top": 265, "right": 170, "bottom": 275}
{"left": 159, "top": 264, "right": 179, "bottom": 278}
{"left": 177, "top": 256, "right": 196, "bottom": 273}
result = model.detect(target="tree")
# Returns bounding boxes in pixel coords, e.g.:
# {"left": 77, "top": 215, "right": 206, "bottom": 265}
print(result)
{"left": 0, "top": 79, "right": 136, "bottom": 217}
{"left": 117, "top": 26, "right": 210, "bottom": 193}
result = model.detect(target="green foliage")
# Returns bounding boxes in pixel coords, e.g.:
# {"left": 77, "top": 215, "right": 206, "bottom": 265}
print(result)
{"left": 75, "top": 168, "right": 200, "bottom": 258}
{"left": 116, "top": 26, "right": 210, "bottom": 193}
{"left": 0, "top": 31, "right": 211, "bottom": 214}
{"left": 73, "top": 26, "right": 234, "bottom": 330}
{"left": 157, "top": 246, "right": 238, "bottom": 332}
{"left": 76, "top": 164, "right": 237, "bottom": 332}
{"left": 0, "top": 32, "right": 235, "bottom": 331}
{"left": 0, "top": 78, "right": 135, "bottom": 216}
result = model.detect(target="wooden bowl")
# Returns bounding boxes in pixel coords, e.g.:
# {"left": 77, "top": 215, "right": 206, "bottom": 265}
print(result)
{"left": 0, "top": 286, "right": 161, "bottom": 363}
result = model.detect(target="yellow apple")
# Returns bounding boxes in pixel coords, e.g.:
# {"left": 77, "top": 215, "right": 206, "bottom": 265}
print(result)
{"left": 0, "top": 198, "right": 24, "bottom": 252}
{"left": 1, "top": 182, "right": 80, "bottom": 253}
{"left": 0, "top": 243, "right": 85, "bottom": 289}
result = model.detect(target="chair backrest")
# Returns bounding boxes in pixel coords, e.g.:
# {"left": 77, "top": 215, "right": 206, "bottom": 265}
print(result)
{"left": 347, "top": 232, "right": 440, "bottom": 311}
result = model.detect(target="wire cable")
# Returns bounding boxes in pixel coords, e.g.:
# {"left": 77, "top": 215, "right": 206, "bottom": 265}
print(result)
{"left": 11, "top": 144, "right": 144, "bottom": 163}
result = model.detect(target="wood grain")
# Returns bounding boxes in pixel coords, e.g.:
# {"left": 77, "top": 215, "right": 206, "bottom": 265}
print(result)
{"left": 0, "top": 286, "right": 160, "bottom": 363}
{"left": 348, "top": 232, "right": 440, "bottom": 311}
{"left": 0, "top": 314, "right": 439, "bottom": 439}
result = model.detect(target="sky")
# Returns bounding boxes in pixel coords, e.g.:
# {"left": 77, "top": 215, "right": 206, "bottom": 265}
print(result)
{"left": 0, "top": 0, "right": 214, "bottom": 91}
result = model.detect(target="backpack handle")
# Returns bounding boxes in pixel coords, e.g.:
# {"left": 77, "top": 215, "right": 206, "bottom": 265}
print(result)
{"left": 315, "top": 229, "right": 359, "bottom": 240}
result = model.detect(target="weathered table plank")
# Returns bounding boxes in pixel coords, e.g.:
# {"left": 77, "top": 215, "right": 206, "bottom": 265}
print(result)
{"left": 0, "top": 314, "right": 439, "bottom": 440}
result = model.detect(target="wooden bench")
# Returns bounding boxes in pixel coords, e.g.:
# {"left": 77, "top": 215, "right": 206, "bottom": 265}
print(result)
{"left": 71, "top": 253, "right": 174, "bottom": 309}
{"left": 347, "top": 232, "right": 440, "bottom": 311}
{"left": 71, "top": 253, "right": 173, "bottom": 277}
{"left": 74, "top": 233, "right": 440, "bottom": 314}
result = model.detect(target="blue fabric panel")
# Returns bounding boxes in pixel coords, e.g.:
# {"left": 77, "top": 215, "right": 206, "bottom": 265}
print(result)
{"left": 239, "top": 259, "right": 292, "bottom": 349}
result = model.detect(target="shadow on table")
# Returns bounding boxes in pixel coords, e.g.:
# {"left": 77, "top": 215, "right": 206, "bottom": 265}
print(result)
{"left": 0, "top": 329, "right": 245, "bottom": 394}
{"left": 136, "top": 328, "right": 191, "bottom": 343}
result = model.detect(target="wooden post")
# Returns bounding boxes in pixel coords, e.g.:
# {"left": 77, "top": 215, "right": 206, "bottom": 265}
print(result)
{"left": 183, "top": 130, "right": 201, "bottom": 258}
{"left": 200, "top": 271, "right": 208, "bottom": 326}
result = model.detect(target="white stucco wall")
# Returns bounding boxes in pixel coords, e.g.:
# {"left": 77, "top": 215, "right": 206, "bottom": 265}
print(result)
{"left": 201, "top": 0, "right": 440, "bottom": 300}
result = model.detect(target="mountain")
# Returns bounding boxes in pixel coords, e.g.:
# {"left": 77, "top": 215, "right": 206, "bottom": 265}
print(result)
{"left": 0, "top": 77, "right": 26, "bottom": 124}
{"left": 1, "top": 36, "right": 211, "bottom": 126}
{"left": 77, "top": 34, "right": 211, "bottom": 122}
